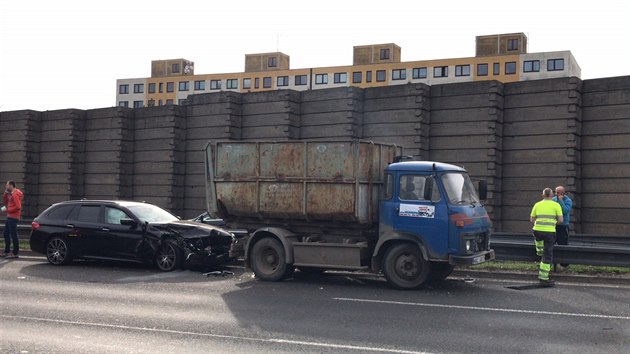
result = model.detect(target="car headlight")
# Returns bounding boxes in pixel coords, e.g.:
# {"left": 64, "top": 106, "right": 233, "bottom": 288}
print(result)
{"left": 465, "top": 240, "right": 471, "bottom": 252}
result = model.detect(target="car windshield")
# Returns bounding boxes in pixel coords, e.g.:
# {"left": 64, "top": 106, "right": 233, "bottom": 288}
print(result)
{"left": 127, "top": 204, "right": 178, "bottom": 223}
{"left": 440, "top": 172, "right": 480, "bottom": 206}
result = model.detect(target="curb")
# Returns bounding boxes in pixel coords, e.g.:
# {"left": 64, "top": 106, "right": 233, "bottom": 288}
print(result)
{"left": 453, "top": 269, "right": 630, "bottom": 286}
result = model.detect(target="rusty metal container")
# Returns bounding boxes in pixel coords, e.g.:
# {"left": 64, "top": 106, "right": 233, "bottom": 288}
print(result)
{"left": 205, "top": 140, "right": 399, "bottom": 231}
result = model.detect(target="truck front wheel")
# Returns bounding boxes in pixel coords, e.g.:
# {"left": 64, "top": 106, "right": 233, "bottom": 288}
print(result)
{"left": 382, "top": 243, "right": 430, "bottom": 289}
{"left": 250, "top": 237, "right": 291, "bottom": 281}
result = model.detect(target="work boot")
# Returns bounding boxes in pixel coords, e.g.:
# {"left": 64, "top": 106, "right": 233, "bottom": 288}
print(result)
{"left": 539, "top": 279, "right": 555, "bottom": 287}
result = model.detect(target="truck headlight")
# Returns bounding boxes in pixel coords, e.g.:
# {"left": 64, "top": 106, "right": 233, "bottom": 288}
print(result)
{"left": 465, "top": 240, "right": 471, "bottom": 252}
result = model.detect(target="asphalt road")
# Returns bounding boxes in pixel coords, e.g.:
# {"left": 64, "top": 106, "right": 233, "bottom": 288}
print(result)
{"left": 1, "top": 255, "right": 629, "bottom": 353}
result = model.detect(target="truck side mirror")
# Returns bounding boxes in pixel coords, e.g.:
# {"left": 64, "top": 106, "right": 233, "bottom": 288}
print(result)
{"left": 423, "top": 177, "right": 434, "bottom": 201}
{"left": 478, "top": 180, "right": 488, "bottom": 201}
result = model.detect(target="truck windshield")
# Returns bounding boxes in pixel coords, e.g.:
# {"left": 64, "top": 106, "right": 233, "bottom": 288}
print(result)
{"left": 440, "top": 172, "right": 480, "bottom": 206}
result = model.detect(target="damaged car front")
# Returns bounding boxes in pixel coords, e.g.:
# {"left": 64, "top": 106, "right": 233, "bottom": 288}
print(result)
{"left": 151, "top": 221, "right": 236, "bottom": 268}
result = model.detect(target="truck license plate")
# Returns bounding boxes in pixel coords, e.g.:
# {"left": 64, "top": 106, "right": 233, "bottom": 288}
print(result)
{"left": 472, "top": 255, "right": 485, "bottom": 264}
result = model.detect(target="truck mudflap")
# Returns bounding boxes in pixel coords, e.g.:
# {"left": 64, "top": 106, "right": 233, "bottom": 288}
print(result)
{"left": 448, "top": 249, "right": 495, "bottom": 266}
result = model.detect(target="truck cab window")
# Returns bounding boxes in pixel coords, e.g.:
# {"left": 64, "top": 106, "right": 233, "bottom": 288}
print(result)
{"left": 399, "top": 175, "right": 439, "bottom": 201}
{"left": 384, "top": 173, "right": 394, "bottom": 200}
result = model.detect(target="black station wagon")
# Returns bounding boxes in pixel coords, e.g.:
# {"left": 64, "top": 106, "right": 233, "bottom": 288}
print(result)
{"left": 29, "top": 200, "right": 235, "bottom": 271}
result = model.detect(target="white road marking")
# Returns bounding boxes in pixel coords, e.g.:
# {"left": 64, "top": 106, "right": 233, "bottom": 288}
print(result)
{"left": 0, "top": 315, "right": 430, "bottom": 354}
{"left": 333, "top": 297, "right": 630, "bottom": 320}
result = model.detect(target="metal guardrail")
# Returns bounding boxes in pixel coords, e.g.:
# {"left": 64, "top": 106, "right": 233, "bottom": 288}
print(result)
{"left": 3, "top": 222, "right": 629, "bottom": 268}
{"left": 491, "top": 232, "right": 630, "bottom": 268}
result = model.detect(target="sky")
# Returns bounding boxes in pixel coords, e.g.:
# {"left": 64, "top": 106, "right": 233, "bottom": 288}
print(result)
{"left": 1, "top": 0, "right": 628, "bottom": 112}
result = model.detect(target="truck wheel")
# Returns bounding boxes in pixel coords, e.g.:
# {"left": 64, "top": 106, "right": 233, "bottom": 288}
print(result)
{"left": 382, "top": 243, "right": 430, "bottom": 289}
{"left": 427, "top": 263, "right": 454, "bottom": 282}
{"left": 250, "top": 238, "right": 291, "bottom": 281}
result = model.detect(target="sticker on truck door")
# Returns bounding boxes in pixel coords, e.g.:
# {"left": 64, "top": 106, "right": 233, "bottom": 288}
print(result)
{"left": 399, "top": 204, "right": 435, "bottom": 218}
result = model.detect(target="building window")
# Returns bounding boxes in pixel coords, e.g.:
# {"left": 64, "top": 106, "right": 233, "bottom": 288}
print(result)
{"left": 477, "top": 64, "right": 488, "bottom": 76}
{"left": 434, "top": 66, "right": 448, "bottom": 78}
{"left": 148, "top": 83, "right": 156, "bottom": 93}
{"left": 255, "top": 78, "right": 260, "bottom": 89}
{"left": 380, "top": 48, "right": 390, "bottom": 60}
{"left": 455, "top": 65, "right": 470, "bottom": 77}
{"left": 276, "top": 76, "right": 289, "bottom": 87}
{"left": 315, "top": 73, "right": 328, "bottom": 85}
{"left": 352, "top": 72, "right": 362, "bottom": 83}
{"left": 210, "top": 80, "right": 221, "bottom": 90}
{"left": 334, "top": 72, "right": 347, "bottom": 84}
{"left": 227, "top": 79, "right": 238, "bottom": 89}
{"left": 547, "top": 59, "right": 565, "bottom": 71}
{"left": 243, "top": 78, "right": 251, "bottom": 89}
{"left": 366, "top": 71, "right": 372, "bottom": 83}
{"left": 118, "top": 101, "right": 128, "bottom": 107}
{"left": 392, "top": 69, "right": 406, "bottom": 80}
{"left": 507, "top": 39, "right": 518, "bottom": 51}
{"left": 119, "top": 84, "right": 129, "bottom": 94}
{"left": 505, "top": 62, "right": 517, "bottom": 75}
{"left": 523, "top": 60, "right": 540, "bottom": 72}
{"left": 159, "top": 82, "right": 163, "bottom": 93}
{"left": 194, "top": 80, "right": 205, "bottom": 90}
{"left": 148, "top": 99, "right": 155, "bottom": 107}
{"left": 268, "top": 57, "right": 277, "bottom": 67}
{"left": 178, "top": 99, "right": 187, "bottom": 105}
{"left": 133, "top": 101, "right": 143, "bottom": 108}
{"left": 178, "top": 81, "right": 189, "bottom": 91}
{"left": 412, "top": 67, "right": 427, "bottom": 79}
{"left": 166, "top": 82, "right": 174, "bottom": 92}
{"left": 376, "top": 70, "right": 386, "bottom": 82}
{"left": 158, "top": 99, "right": 162, "bottom": 106}
{"left": 133, "top": 83, "right": 144, "bottom": 93}
{"left": 172, "top": 63, "right": 180, "bottom": 73}
{"left": 166, "top": 99, "right": 173, "bottom": 105}
{"left": 263, "top": 77, "right": 272, "bottom": 88}
{"left": 493, "top": 63, "right": 500, "bottom": 75}
{"left": 295, "top": 75, "right": 307, "bottom": 86}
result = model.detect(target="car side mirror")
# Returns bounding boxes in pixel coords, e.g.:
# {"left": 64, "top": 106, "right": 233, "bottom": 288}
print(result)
{"left": 120, "top": 219, "right": 137, "bottom": 228}
{"left": 478, "top": 180, "right": 488, "bottom": 201}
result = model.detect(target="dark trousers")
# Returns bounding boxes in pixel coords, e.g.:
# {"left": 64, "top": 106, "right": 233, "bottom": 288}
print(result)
{"left": 3, "top": 217, "right": 19, "bottom": 255}
{"left": 533, "top": 230, "right": 555, "bottom": 280}
{"left": 555, "top": 224, "right": 570, "bottom": 266}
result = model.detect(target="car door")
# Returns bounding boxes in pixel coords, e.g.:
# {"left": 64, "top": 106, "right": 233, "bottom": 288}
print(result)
{"left": 70, "top": 204, "right": 108, "bottom": 257}
{"left": 104, "top": 206, "right": 147, "bottom": 260}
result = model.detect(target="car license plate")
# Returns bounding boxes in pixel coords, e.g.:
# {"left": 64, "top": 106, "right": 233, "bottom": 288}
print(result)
{"left": 472, "top": 255, "right": 485, "bottom": 264}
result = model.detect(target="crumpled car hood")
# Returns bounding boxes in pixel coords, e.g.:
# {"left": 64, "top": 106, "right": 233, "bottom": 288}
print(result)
{"left": 151, "top": 220, "right": 233, "bottom": 242}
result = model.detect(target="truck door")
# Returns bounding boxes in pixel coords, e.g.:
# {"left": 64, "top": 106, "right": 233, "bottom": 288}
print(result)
{"left": 391, "top": 174, "right": 449, "bottom": 259}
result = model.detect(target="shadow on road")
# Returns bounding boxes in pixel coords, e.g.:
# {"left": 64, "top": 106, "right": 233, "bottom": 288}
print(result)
{"left": 17, "top": 258, "right": 247, "bottom": 285}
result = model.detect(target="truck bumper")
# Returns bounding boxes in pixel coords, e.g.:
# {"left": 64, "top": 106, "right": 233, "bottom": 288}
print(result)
{"left": 449, "top": 249, "right": 495, "bottom": 266}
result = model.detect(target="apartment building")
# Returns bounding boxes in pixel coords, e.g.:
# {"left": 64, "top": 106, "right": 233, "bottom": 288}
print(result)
{"left": 116, "top": 33, "right": 581, "bottom": 107}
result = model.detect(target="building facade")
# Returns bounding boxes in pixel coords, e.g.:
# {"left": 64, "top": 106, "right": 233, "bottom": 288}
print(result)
{"left": 116, "top": 33, "right": 581, "bottom": 107}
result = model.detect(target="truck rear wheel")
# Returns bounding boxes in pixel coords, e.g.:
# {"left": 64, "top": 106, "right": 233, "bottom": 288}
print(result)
{"left": 250, "top": 237, "right": 291, "bottom": 281}
{"left": 382, "top": 243, "right": 430, "bottom": 289}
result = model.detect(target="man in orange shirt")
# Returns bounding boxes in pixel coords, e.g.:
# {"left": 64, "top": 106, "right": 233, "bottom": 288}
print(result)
{"left": 2, "top": 180, "right": 23, "bottom": 258}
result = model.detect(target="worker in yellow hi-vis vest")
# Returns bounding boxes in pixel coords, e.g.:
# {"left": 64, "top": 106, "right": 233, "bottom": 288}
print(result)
{"left": 530, "top": 188, "right": 563, "bottom": 287}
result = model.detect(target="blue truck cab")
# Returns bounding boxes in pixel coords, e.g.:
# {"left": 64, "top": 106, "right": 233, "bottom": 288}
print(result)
{"left": 373, "top": 161, "right": 495, "bottom": 288}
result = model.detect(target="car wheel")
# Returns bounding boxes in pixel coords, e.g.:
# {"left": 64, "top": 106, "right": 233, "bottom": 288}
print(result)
{"left": 155, "top": 240, "right": 183, "bottom": 272}
{"left": 46, "top": 237, "right": 72, "bottom": 265}
{"left": 427, "top": 263, "right": 454, "bottom": 282}
{"left": 382, "top": 243, "right": 430, "bottom": 289}
{"left": 250, "top": 237, "right": 291, "bottom": 281}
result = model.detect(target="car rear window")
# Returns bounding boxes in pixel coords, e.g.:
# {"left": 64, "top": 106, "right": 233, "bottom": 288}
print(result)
{"left": 46, "top": 205, "right": 75, "bottom": 220}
